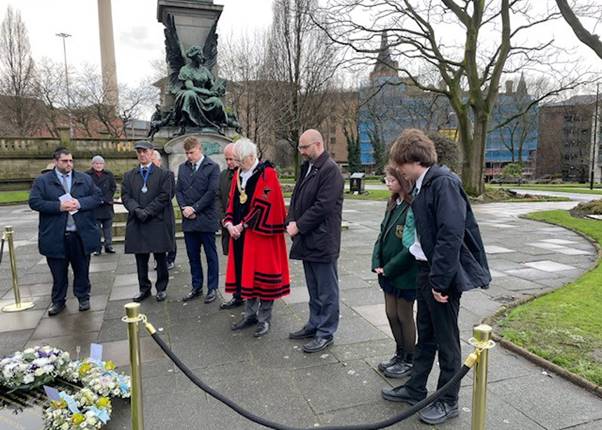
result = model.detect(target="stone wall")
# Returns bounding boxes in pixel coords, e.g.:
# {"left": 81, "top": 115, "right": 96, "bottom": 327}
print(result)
{"left": 0, "top": 134, "right": 166, "bottom": 190}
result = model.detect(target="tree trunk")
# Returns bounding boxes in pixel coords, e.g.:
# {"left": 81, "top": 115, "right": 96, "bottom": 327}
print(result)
{"left": 462, "top": 116, "right": 487, "bottom": 196}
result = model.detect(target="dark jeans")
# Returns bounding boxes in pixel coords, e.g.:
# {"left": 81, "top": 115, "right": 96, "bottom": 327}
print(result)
{"left": 96, "top": 218, "right": 113, "bottom": 249}
{"left": 46, "top": 232, "right": 91, "bottom": 306}
{"left": 184, "top": 231, "right": 218, "bottom": 292}
{"left": 405, "top": 266, "right": 462, "bottom": 403}
{"left": 303, "top": 260, "right": 340, "bottom": 337}
{"left": 135, "top": 253, "right": 168, "bottom": 293}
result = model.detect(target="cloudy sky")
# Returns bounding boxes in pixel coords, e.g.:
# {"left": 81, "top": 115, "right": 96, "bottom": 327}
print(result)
{"left": 0, "top": 0, "right": 600, "bottom": 93}
{"left": 0, "top": 0, "right": 274, "bottom": 86}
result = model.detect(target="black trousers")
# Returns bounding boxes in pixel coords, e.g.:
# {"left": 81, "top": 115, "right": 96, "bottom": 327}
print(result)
{"left": 135, "top": 253, "right": 168, "bottom": 293}
{"left": 405, "top": 265, "right": 462, "bottom": 403}
{"left": 46, "top": 232, "right": 91, "bottom": 306}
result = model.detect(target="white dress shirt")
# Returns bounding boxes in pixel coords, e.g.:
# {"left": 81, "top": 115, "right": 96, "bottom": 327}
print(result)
{"left": 240, "top": 159, "right": 259, "bottom": 188}
{"left": 409, "top": 167, "right": 430, "bottom": 262}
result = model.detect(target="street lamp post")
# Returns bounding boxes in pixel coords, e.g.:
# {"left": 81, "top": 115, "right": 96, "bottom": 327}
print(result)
{"left": 590, "top": 83, "right": 600, "bottom": 190}
{"left": 56, "top": 32, "right": 72, "bottom": 138}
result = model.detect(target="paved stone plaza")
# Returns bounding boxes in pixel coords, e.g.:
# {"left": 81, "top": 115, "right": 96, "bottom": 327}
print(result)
{"left": 1, "top": 200, "right": 601, "bottom": 429}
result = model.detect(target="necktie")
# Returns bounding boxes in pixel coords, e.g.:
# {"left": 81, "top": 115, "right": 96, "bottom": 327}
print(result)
{"left": 411, "top": 186, "right": 419, "bottom": 198}
{"left": 62, "top": 174, "right": 76, "bottom": 231}
{"left": 142, "top": 167, "right": 148, "bottom": 176}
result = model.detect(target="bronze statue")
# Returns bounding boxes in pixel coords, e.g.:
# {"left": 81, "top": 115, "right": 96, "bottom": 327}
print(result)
{"left": 164, "top": 15, "right": 229, "bottom": 135}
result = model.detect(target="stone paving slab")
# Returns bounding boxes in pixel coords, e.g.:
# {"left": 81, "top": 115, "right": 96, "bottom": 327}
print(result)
{"left": 1, "top": 201, "right": 601, "bottom": 430}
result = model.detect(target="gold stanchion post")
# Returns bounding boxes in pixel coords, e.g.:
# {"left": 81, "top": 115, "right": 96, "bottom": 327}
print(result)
{"left": 2, "top": 226, "right": 34, "bottom": 312}
{"left": 471, "top": 324, "right": 493, "bottom": 430}
{"left": 124, "top": 302, "right": 144, "bottom": 430}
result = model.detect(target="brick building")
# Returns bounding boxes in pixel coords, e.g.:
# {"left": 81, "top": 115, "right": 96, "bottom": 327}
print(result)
{"left": 536, "top": 95, "right": 601, "bottom": 182}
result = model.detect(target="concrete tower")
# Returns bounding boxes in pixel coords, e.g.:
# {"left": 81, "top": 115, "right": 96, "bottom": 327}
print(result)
{"left": 97, "top": 0, "right": 119, "bottom": 107}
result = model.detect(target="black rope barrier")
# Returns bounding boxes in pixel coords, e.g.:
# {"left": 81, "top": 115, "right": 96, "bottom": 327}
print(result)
{"left": 149, "top": 331, "right": 471, "bottom": 430}
{"left": 0, "top": 236, "right": 5, "bottom": 266}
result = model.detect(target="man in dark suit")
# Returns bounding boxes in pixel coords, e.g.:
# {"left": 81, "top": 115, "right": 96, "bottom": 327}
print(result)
{"left": 86, "top": 155, "right": 116, "bottom": 255}
{"left": 287, "top": 129, "right": 344, "bottom": 353}
{"left": 29, "top": 147, "right": 102, "bottom": 316}
{"left": 176, "top": 136, "right": 220, "bottom": 304}
{"left": 381, "top": 129, "right": 491, "bottom": 425}
{"left": 217, "top": 142, "right": 244, "bottom": 310}
{"left": 122, "top": 141, "right": 176, "bottom": 302}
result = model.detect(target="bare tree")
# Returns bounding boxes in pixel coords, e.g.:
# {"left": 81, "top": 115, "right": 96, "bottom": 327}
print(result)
{"left": 220, "top": 31, "right": 275, "bottom": 158}
{"left": 70, "top": 65, "right": 157, "bottom": 138}
{"left": 556, "top": 0, "right": 602, "bottom": 59}
{"left": 0, "top": 6, "right": 40, "bottom": 135}
{"left": 315, "top": 0, "right": 590, "bottom": 195}
{"left": 34, "top": 58, "right": 69, "bottom": 137}
{"left": 264, "top": 0, "right": 344, "bottom": 177}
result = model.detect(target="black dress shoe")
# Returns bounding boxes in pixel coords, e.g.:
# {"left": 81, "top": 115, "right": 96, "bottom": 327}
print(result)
{"left": 204, "top": 289, "right": 217, "bottom": 304}
{"left": 289, "top": 326, "right": 316, "bottom": 340}
{"left": 104, "top": 246, "right": 116, "bottom": 254}
{"left": 302, "top": 336, "right": 333, "bottom": 353}
{"left": 156, "top": 291, "right": 167, "bottom": 302}
{"left": 48, "top": 303, "right": 65, "bottom": 317}
{"left": 418, "top": 400, "right": 459, "bottom": 425}
{"left": 253, "top": 321, "right": 270, "bottom": 337}
{"left": 220, "top": 297, "right": 245, "bottom": 310}
{"left": 383, "top": 362, "right": 413, "bottom": 378}
{"left": 381, "top": 385, "right": 421, "bottom": 405}
{"left": 78, "top": 300, "right": 90, "bottom": 312}
{"left": 133, "top": 291, "right": 151, "bottom": 302}
{"left": 93, "top": 250, "right": 101, "bottom": 256}
{"left": 378, "top": 353, "right": 401, "bottom": 372}
{"left": 231, "top": 317, "right": 258, "bottom": 331}
{"left": 182, "top": 289, "right": 202, "bottom": 302}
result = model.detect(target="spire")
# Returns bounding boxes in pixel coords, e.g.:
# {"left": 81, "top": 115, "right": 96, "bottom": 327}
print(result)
{"left": 516, "top": 72, "right": 528, "bottom": 96}
{"left": 370, "top": 31, "right": 399, "bottom": 81}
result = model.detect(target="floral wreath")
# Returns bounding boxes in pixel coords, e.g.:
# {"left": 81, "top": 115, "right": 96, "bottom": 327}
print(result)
{"left": 0, "top": 346, "right": 131, "bottom": 429}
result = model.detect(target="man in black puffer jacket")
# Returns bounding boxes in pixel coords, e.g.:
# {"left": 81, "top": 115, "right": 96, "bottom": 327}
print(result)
{"left": 381, "top": 129, "right": 490, "bottom": 426}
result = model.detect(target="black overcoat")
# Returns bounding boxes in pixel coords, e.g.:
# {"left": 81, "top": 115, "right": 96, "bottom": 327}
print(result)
{"left": 287, "top": 151, "right": 344, "bottom": 262}
{"left": 85, "top": 169, "right": 116, "bottom": 220}
{"left": 28, "top": 170, "right": 102, "bottom": 258}
{"left": 411, "top": 165, "right": 491, "bottom": 294}
{"left": 121, "top": 164, "right": 176, "bottom": 254}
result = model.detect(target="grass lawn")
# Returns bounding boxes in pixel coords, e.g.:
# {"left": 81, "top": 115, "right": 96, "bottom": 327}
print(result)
{"left": 488, "top": 184, "right": 602, "bottom": 196}
{"left": 496, "top": 210, "right": 602, "bottom": 385}
{"left": 0, "top": 190, "right": 29, "bottom": 205}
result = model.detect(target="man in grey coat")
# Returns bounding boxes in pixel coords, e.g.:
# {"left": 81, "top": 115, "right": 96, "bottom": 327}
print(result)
{"left": 287, "top": 129, "right": 344, "bottom": 353}
{"left": 122, "top": 141, "right": 176, "bottom": 302}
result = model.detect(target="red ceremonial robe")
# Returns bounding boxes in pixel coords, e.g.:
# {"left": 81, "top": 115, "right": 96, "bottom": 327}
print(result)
{"left": 224, "top": 165, "right": 290, "bottom": 301}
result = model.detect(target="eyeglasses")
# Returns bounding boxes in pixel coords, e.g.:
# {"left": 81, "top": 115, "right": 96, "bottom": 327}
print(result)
{"left": 298, "top": 142, "right": 317, "bottom": 150}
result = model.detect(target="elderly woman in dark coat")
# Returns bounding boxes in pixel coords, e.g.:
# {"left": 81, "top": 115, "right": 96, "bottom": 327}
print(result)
{"left": 86, "top": 155, "right": 117, "bottom": 255}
